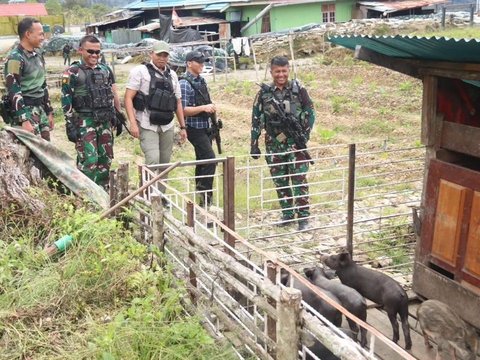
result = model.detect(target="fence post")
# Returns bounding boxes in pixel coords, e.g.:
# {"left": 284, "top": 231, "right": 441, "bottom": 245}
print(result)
{"left": 223, "top": 156, "right": 236, "bottom": 255}
{"left": 109, "top": 169, "right": 117, "bottom": 209}
{"left": 470, "top": 3, "right": 474, "bottom": 26}
{"left": 441, "top": 7, "right": 446, "bottom": 28}
{"left": 346, "top": 144, "right": 356, "bottom": 256}
{"left": 277, "top": 287, "right": 302, "bottom": 360}
{"left": 186, "top": 201, "right": 197, "bottom": 303}
{"left": 265, "top": 261, "right": 277, "bottom": 358}
{"left": 151, "top": 195, "right": 165, "bottom": 253}
{"left": 137, "top": 165, "right": 147, "bottom": 243}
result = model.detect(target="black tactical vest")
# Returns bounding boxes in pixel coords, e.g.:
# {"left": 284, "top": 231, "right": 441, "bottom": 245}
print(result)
{"left": 181, "top": 75, "right": 211, "bottom": 119}
{"left": 261, "top": 80, "right": 302, "bottom": 136}
{"left": 72, "top": 64, "right": 114, "bottom": 118}
{"left": 145, "top": 64, "right": 177, "bottom": 125}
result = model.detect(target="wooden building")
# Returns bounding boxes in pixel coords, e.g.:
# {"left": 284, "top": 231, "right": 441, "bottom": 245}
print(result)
{"left": 329, "top": 34, "right": 480, "bottom": 327}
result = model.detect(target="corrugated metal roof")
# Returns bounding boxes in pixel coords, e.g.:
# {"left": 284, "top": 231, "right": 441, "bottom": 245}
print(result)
{"left": 328, "top": 35, "right": 480, "bottom": 63}
{"left": 124, "top": 0, "right": 248, "bottom": 10}
{"left": 202, "top": 2, "right": 229, "bottom": 11}
{"left": 88, "top": 11, "right": 143, "bottom": 27}
{"left": 133, "top": 16, "right": 226, "bottom": 31}
{"left": 0, "top": 3, "right": 47, "bottom": 16}
{"left": 358, "top": 0, "right": 447, "bottom": 14}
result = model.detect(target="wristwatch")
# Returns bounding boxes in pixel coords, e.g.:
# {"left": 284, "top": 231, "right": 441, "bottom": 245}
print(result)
{"left": 180, "top": 126, "right": 186, "bottom": 130}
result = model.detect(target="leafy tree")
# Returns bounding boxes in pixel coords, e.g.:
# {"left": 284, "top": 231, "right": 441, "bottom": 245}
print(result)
{"left": 45, "top": 0, "right": 62, "bottom": 15}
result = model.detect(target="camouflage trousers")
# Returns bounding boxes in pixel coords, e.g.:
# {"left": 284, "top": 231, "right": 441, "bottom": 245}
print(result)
{"left": 266, "top": 146, "right": 310, "bottom": 219}
{"left": 15, "top": 105, "right": 51, "bottom": 141}
{"left": 75, "top": 115, "right": 113, "bottom": 188}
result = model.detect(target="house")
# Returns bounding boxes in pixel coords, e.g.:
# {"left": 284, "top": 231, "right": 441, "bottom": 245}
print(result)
{"left": 328, "top": 33, "right": 480, "bottom": 329}
{"left": 88, "top": 0, "right": 352, "bottom": 42}
{"left": 0, "top": 3, "right": 64, "bottom": 37}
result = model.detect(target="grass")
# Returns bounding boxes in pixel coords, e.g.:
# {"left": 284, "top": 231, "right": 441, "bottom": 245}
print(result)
{"left": 0, "top": 188, "right": 235, "bottom": 359}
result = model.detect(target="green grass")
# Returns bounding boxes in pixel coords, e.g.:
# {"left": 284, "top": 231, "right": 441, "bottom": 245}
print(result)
{"left": 0, "top": 189, "right": 235, "bottom": 359}
{"left": 414, "top": 27, "right": 480, "bottom": 39}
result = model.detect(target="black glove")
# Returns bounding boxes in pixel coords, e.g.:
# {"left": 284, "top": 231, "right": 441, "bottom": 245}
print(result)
{"left": 251, "top": 145, "right": 261, "bottom": 160}
{"left": 66, "top": 120, "right": 78, "bottom": 143}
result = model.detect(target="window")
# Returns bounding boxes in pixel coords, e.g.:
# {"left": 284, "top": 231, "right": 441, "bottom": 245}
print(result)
{"left": 322, "top": 4, "right": 336, "bottom": 23}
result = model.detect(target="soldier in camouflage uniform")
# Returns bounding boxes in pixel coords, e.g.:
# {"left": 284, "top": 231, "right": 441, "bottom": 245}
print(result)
{"left": 250, "top": 56, "right": 315, "bottom": 231}
{"left": 4, "top": 17, "right": 54, "bottom": 140}
{"left": 61, "top": 35, "right": 121, "bottom": 189}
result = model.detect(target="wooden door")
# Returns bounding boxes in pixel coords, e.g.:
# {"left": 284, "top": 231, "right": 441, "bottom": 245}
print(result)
{"left": 421, "top": 159, "right": 480, "bottom": 288}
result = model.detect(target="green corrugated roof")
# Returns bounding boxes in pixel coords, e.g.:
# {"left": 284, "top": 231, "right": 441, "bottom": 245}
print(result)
{"left": 328, "top": 35, "right": 480, "bottom": 63}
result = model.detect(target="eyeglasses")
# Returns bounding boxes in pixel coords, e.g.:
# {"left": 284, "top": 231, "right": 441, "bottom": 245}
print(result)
{"left": 85, "top": 49, "right": 101, "bottom": 55}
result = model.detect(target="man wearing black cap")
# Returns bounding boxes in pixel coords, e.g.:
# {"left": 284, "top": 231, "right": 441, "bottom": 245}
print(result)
{"left": 179, "top": 50, "right": 217, "bottom": 208}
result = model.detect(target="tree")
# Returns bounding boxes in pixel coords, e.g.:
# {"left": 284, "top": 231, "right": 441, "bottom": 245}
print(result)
{"left": 45, "top": 0, "right": 62, "bottom": 15}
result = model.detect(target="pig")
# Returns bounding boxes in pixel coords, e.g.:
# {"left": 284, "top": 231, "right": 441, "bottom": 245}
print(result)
{"left": 417, "top": 299, "right": 478, "bottom": 360}
{"left": 322, "top": 252, "right": 412, "bottom": 350}
{"left": 304, "top": 266, "right": 368, "bottom": 348}
{"left": 281, "top": 271, "right": 342, "bottom": 327}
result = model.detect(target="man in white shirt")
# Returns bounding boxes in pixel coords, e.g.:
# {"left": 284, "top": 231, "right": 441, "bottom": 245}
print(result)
{"left": 125, "top": 41, "right": 186, "bottom": 200}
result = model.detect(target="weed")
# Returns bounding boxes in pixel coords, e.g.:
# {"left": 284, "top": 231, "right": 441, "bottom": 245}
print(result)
{"left": 398, "top": 81, "right": 413, "bottom": 92}
{"left": 0, "top": 192, "right": 235, "bottom": 359}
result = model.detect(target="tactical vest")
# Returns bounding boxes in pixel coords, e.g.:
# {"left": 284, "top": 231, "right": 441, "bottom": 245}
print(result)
{"left": 18, "top": 47, "right": 46, "bottom": 100}
{"left": 132, "top": 64, "right": 177, "bottom": 125}
{"left": 260, "top": 80, "right": 303, "bottom": 137}
{"left": 181, "top": 75, "right": 211, "bottom": 119}
{"left": 72, "top": 64, "right": 114, "bottom": 119}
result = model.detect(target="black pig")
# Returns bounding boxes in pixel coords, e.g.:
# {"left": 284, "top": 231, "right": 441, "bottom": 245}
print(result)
{"left": 322, "top": 252, "right": 412, "bottom": 350}
{"left": 281, "top": 271, "right": 342, "bottom": 327}
{"left": 304, "top": 266, "right": 368, "bottom": 347}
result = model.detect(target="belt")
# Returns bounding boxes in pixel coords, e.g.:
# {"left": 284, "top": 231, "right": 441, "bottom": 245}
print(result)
{"left": 23, "top": 97, "right": 44, "bottom": 106}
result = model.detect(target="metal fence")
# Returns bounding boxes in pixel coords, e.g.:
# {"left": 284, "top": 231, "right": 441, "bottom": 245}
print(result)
{"left": 235, "top": 140, "right": 423, "bottom": 284}
{"left": 123, "top": 160, "right": 415, "bottom": 360}
{"left": 113, "top": 139, "right": 424, "bottom": 359}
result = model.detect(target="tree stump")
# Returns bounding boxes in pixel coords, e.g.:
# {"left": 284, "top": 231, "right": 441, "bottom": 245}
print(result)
{"left": 0, "top": 129, "right": 45, "bottom": 212}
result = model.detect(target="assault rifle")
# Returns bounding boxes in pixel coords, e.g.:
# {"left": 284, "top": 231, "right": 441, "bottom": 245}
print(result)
{"left": 266, "top": 96, "right": 314, "bottom": 164}
{"left": 210, "top": 113, "right": 223, "bottom": 154}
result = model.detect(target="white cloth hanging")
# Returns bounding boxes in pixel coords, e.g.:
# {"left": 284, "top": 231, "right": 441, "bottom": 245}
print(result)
{"left": 242, "top": 37, "right": 250, "bottom": 56}
{"left": 231, "top": 38, "right": 242, "bottom": 55}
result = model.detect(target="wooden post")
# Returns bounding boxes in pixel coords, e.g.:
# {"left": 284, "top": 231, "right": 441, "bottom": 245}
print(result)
{"left": 116, "top": 163, "right": 129, "bottom": 208}
{"left": 186, "top": 201, "right": 197, "bottom": 303}
{"left": 288, "top": 32, "right": 297, "bottom": 79}
{"left": 109, "top": 169, "right": 117, "bottom": 209}
{"left": 110, "top": 52, "right": 115, "bottom": 77}
{"left": 346, "top": 144, "right": 356, "bottom": 257}
{"left": 151, "top": 195, "right": 165, "bottom": 252}
{"left": 441, "top": 7, "right": 446, "bottom": 28}
{"left": 265, "top": 261, "right": 277, "bottom": 358}
{"left": 223, "top": 156, "right": 236, "bottom": 255}
{"left": 276, "top": 287, "right": 302, "bottom": 360}
{"left": 212, "top": 54, "right": 216, "bottom": 82}
{"left": 138, "top": 164, "right": 146, "bottom": 243}
{"left": 116, "top": 163, "right": 130, "bottom": 228}
{"left": 251, "top": 38, "right": 259, "bottom": 82}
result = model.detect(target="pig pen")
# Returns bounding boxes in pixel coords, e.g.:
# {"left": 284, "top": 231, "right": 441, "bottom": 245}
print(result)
{"left": 108, "top": 140, "right": 443, "bottom": 360}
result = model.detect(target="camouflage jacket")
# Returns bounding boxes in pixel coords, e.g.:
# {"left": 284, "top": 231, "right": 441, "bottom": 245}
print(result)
{"left": 251, "top": 79, "right": 315, "bottom": 149}
{"left": 4, "top": 44, "right": 53, "bottom": 122}
{"left": 61, "top": 60, "right": 115, "bottom": 124}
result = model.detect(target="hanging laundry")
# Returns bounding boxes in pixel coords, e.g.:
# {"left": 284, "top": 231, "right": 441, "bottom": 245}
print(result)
{"left": 242, "top": 37, "right": 251, "bottom": 56}
{"left": 231, "top": 37, "right": 242, "bottom": 55}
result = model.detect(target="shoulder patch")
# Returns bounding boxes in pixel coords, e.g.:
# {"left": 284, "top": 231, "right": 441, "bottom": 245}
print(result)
{"left": 6, "top": 59, "right": 21, "bottom": 75}
{"left": 62, "top": 73, "right": 70, "bottom": 85}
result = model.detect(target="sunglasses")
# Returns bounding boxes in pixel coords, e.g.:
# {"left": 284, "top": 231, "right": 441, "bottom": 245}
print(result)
{"left": 85, "top": 49, "right": 101, "bottom": 55}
